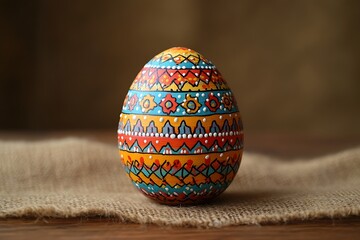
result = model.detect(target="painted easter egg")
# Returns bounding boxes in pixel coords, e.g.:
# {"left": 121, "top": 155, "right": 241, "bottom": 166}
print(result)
{"left": 118, "top": 47, "right": 244, "bottom": 205}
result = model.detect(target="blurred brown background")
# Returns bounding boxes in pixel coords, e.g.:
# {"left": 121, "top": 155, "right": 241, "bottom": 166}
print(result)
{"left": 1, "top": 0, "right": 360, "bottom": 136}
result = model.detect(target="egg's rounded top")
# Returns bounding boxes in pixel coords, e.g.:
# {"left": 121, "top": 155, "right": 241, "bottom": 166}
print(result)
{"left": 148, "top": 47, "right": 214, "bottom": 69}
{"left": 130, "top": 47, "right": 229, "bottom": 92}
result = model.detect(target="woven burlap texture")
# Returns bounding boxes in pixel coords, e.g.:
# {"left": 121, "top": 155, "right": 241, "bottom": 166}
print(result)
{"left": 0, "top": 138, "right": 359, "bottom": 227}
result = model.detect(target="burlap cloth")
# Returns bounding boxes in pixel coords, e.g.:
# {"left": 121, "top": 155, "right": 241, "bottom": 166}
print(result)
{"left": 0, "top": 138, "right": 359, "bottom": 227}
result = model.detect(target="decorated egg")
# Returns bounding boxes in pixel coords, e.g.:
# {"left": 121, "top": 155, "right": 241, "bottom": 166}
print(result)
{"left": 118, "top": 47, "right": 244, "bottom": 205}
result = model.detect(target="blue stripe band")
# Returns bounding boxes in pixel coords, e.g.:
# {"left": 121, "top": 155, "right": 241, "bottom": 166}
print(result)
{"left": 122, "top": 90, "right": 239, "bottom": 116}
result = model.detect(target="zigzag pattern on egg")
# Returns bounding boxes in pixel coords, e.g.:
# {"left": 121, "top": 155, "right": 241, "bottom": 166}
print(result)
{"left": 118, "top": 47, "right": 244, "bottom": 205}
{"left": 130, "top": 48, "right": 227, "bottom": 91}
{"left": 122, "top": 152, "right": 241, "bottom": 203}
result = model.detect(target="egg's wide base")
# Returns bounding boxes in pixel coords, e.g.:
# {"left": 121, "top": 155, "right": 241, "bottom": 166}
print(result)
{"left": 148, "top": 196, "right": 220, "bottom": 206}
{"left": 123, "top": 153, "right": 243, "bottom": 206}
{"left": 138, "top": 188, "right": 228, "bottom": 206}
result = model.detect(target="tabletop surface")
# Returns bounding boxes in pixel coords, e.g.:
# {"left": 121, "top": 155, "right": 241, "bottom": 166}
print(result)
{"left": 1, "top": 131, "right": 359, "bottom": 239}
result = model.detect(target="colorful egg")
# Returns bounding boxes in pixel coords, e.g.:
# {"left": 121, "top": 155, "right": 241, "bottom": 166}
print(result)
{"left": 118, "top": 47, "right": 244, "bottom": 205}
